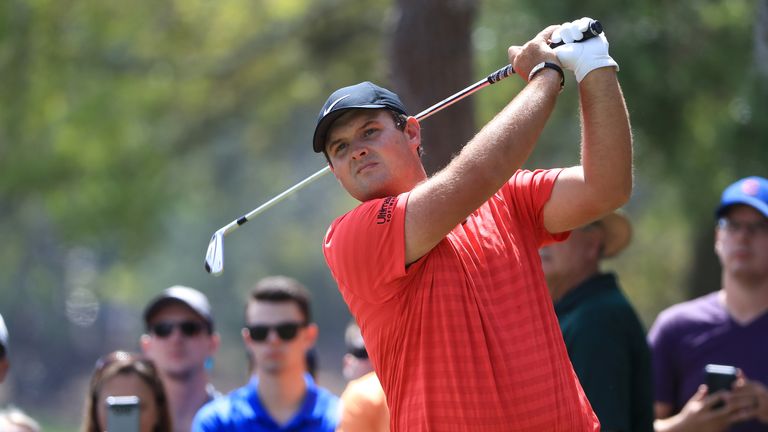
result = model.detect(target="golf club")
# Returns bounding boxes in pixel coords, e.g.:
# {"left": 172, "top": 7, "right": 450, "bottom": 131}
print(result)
{"left": 205, "top": 19, "right": 603, "bottom": 275}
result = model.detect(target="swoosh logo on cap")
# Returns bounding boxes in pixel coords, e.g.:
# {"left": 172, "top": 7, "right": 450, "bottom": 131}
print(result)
{"left": 324, "top": 94, "right": 351, "bottom": 116}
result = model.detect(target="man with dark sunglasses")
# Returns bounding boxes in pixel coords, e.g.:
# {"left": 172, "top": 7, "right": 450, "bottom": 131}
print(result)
{"left": 141, "top": 285, "right": 221, "bottom": 432}
{"left": 193, "top": 275, "right": 339, "bottom": 431}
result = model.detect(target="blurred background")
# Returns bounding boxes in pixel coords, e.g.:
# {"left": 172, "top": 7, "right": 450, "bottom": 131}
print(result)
{"left": 0, "top": 0, "right": 765, "bottom": 429}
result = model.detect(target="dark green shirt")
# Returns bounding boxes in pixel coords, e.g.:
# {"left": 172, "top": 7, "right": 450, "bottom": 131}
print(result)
{"left": 554, "top": 273, "right": 653, "bottom": 432}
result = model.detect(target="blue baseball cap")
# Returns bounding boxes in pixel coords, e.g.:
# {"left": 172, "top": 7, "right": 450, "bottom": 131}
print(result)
{"left": 715, "top": 176, "right": 768, "bottom": 218}
{"left": 312, "top": 81, "right": 408, "bottom": 153}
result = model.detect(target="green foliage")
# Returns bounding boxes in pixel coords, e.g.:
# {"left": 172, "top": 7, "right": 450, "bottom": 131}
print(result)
{"left": 0, "top": 0, "right": 764, "bottom": 426}
{"left": 0, "top": 0, "right": 388, "bottom": 424}
{"left": 478, "top": 0, "right": 766, "bottom": 318}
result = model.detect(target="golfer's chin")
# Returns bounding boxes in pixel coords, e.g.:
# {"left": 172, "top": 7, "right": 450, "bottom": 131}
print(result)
{"left": 347, "top": 178, "right": 399, "bottom": 202}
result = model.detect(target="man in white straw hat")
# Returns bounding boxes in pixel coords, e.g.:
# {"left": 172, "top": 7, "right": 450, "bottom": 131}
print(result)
{"left": 540, "top": 211, "right": 653, "bottom": 432}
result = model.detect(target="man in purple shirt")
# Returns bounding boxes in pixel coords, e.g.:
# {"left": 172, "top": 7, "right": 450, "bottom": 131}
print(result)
{"left": 649, "top": 176, "right": 768, "bottom": 432}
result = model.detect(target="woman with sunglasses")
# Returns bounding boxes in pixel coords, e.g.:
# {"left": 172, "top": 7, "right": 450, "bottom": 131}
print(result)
{"left": 192, "top": 275, "right": 339, "bottom": 431}
{"left": 82, "top": 351, "right": 172, "bottom": 432}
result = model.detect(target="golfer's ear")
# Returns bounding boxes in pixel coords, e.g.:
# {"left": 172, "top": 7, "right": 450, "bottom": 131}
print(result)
{"left": 405, "top": 116, "right": 421, "bottom": 145}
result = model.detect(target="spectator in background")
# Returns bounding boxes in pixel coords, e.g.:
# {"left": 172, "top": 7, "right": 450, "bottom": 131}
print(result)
{"left": 540, "top": 211, "right": 653, "bottom": 431}
{"left": 82, "top": 350, "right": 172, "bottom": 432}
{"left": 342, "top": 320, "right": 373, "bottom": 381}
{"left": 650, "top": 176, "right": 768, "bottom": 432}
{"left": 0, "top": 315, "right": 41, "bottom": 432}
{"left": 0, "top": 406, "right": 41, "bottom": 432}
{"left": 337, "top": 320, "right": 389, "bottom": 432}
{"left": 0, "top": 313, "right": 9, "bottom": 383}
{"left": 193, "top": 276, "right": 339, "bottom": 431}
{"left": 141, "top": 285, "right": 221, "bottom": 432}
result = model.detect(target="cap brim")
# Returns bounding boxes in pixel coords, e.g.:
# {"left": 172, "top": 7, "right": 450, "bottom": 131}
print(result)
{"left": 716, "top": 198, "right": 768, "bottom": 218}
{"left": 600, "top": 212, "right": 632, "bottom": 258}
{"left": 312, "top": 104, "right": 402, "bottom": 153}
{"left": 143, "top": 298, "right": 211, "bottom": 329}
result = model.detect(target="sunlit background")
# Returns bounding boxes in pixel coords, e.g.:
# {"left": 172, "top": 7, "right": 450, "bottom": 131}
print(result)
{"left": 0, "top": 0, "right": 765, "bottom": 430}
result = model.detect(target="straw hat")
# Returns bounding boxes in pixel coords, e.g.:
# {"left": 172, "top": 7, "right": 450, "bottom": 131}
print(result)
{"left": 597, "top": 211, "right": 632, "bottom": 258}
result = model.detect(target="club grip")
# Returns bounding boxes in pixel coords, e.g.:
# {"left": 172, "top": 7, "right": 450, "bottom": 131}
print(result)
{"left": 549, "top": 19, "right": 602, "bottom": 48}
{"left": 485, "top": 20, "right": 603, "bottom": 82}
{"left": 487, "top": 65, "right": 514, "bottom": 84}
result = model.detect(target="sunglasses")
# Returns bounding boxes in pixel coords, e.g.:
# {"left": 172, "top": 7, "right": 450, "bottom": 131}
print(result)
{"left": 150, "top": 321, "right": 206, "bottom": 338}
{"left": 348, "top": 346, "right": 369, "bottom": 360}
{"left": 246, "top": 322, "right": 305, "bottom": 342}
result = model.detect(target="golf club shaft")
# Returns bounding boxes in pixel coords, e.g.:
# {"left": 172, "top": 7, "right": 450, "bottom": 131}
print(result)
{"left": 219, "top": 165, "right": 331, "bottom": 236}
{"left": 219, "top": 63, "right": 521, "bottom": 233}
{"left": 206, "top": 19, "right": 604, "bottom": 274}
{"left": 220, "top": 18, "right": 604, "bottom": 231}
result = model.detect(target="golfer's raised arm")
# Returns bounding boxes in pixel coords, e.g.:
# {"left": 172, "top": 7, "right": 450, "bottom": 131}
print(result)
{"left": 404, "top": 26, "right": 563, "bottom": 265}
{"left": 542, "top": 20, "right": 632, "bottom": 234}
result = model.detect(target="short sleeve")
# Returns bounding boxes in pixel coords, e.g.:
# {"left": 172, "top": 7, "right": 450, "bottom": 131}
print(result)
{"left": 503, "top": 168, "right": 569, "bottom": 246}
{"left": 323, "top": 193, "right": 409, "bottom": 304}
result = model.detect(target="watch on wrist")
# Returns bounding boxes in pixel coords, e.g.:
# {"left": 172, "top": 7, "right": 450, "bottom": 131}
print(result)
{"left": 528, "top": 62, "right": 565, "bottom": 91}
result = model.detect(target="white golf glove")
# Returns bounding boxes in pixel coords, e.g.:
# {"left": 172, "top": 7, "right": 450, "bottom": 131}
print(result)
{"left": 551, "top": 17, "right": 619, "bottom": 83}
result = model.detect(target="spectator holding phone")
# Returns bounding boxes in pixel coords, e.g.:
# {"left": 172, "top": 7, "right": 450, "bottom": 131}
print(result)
{"left": 82, "top": 351, "right": 172, "bottom": 432}
{"left": 192, "top": 276, "right": 339, "bottom": 431}
{"left": 141, "top": 285, "right": 221, "bottom": 432}
{"left": 649, "top": 176, "right": 768, "bottom": 432}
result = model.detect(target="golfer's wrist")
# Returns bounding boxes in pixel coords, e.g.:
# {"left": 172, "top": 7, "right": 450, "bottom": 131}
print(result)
{"left": 528, "top": 62, "right": 565, "bottom": 92}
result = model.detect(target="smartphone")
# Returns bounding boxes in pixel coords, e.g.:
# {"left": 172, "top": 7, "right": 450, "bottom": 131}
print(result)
{"left": 705, "top": 364, "right": 737, "bottom": 409}
{"left": 106, "top": 395, "right": 140, "bottom": 432}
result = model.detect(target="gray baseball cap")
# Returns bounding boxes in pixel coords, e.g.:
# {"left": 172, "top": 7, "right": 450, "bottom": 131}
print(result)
{"left": 143, "top": 286, "right": 214, "bottom": 332}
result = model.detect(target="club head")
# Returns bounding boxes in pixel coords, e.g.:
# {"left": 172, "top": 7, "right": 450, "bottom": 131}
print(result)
{"left": 204, "top": 230, "right": 224, "bottom": 276}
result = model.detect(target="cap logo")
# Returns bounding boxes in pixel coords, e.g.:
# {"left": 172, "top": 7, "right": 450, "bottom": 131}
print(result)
{"left": 324, "top": 94, "right": 351, "bottom": 116}
{"left": 741, "top": 179, "right": 761, "bottom": 196}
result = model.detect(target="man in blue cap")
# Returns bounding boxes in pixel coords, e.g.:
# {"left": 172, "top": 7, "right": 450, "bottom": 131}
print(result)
{"left": 650, "top": 176, "right": 768, "bottom": 432}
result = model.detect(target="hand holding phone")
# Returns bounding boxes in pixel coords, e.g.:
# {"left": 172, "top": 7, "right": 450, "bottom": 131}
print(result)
{"left": 106, "top": 395, "right": 140, "bottom": 432}
{"left": 705, "top": 364, "right": 737, "bottom": 409}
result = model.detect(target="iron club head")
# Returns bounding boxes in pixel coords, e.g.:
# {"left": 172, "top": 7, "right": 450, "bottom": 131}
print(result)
{"left": 204, "top": 230, "right": 225, "bottom": 276}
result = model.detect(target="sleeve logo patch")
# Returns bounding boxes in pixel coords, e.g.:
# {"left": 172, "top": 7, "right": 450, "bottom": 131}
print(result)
{"left": 376, "top": 196, "right": 396, "bottom": 225}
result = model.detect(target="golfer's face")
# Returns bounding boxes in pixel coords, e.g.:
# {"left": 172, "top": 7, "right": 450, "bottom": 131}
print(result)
{"left": 325, "top": 110, "right": 419, "bottom": 201}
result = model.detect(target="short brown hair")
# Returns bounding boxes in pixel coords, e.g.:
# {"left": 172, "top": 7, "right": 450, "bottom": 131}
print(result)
{"left": 248, "top": 276, "right": 312, "bottom": 323}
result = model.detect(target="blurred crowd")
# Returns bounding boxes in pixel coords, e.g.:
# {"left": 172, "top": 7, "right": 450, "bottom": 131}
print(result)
{"left": 0, "top": 175, "right": 764, "bottom": 431}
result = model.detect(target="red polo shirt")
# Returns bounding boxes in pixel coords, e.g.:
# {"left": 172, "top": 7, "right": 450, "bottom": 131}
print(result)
{"left": 324, "top": 169, "right": 598, "bottom": 431}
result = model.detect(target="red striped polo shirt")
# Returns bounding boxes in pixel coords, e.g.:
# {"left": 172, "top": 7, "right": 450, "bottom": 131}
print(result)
{"left": 323, "top": 169, "right": 599, "bottom": 431}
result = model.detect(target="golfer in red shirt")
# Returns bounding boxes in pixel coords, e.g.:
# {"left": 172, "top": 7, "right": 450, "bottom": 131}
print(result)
{"left": 314, "top": 18, "right": 632, "bottom": 431}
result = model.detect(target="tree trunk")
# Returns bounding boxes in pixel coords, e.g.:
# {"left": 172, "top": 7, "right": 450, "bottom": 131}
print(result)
{"left": 389, "top": 0, "right": 477, "bottom": 175}
{"left": 756, "top": 0, "right": 768, "bottom": 78}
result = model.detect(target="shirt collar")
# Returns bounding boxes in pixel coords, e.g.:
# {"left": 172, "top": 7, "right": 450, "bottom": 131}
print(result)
{"left": 554, "top": 272, "right": 617, "bottom": 316}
